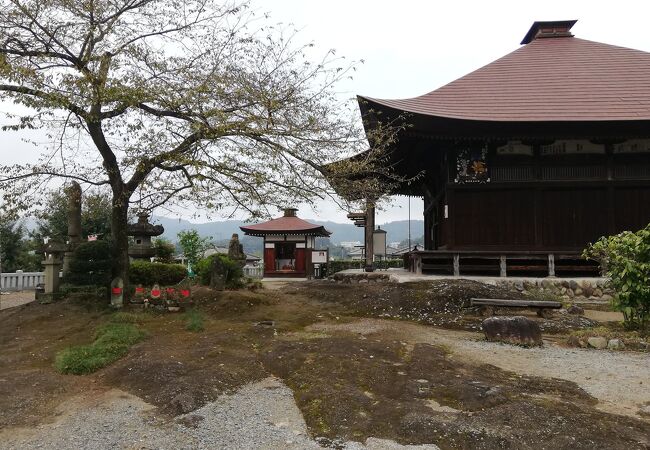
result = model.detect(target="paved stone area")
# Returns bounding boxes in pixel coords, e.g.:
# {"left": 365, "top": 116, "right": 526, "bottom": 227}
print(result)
{"left": 0, "top": 291, "right": 35, "bottom": 310}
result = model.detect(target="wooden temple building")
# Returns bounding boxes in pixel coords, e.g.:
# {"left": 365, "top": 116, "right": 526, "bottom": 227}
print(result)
{"left": 353, "top": 20, "right": 650, "bottom": 276}
{"left": 240, "top": 208, "right": 331, "bottom": 278}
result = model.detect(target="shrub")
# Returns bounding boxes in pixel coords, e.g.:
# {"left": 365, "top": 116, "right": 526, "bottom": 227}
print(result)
{"left": 152, "top": 237, "right": 176, "bottom": 263}
{"left": 66, "top": 240, "right": 112, "bottom": 286}
{"left": 584, "top": 223, "right": 650, "bottom": 333}
{"left": 129, "top": 260, "right": 187, "bottom": 286}
{"left": 195, "top": 254, "right": 244, "bottom": 288}
{"left": 185, "top": 308, "right": 205, "bottom": 332}
{"left": 177, "top": 229, "right": 211, "bottom": 271}
{"left": 54, "top": 322, "right": 147, "bottom": 375}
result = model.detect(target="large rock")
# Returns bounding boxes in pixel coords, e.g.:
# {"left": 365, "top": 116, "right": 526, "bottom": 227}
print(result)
{"left": 482, "top": 316, "right": 543, "bottom": 347}
{"left": 567, "top": 304, "right": 585, "bottom": 315}
{"left": 587, "top": 336, "right": 608, "bottom": 349}
{"left": 607, "top": 338, "right": 625, "bottom": 350}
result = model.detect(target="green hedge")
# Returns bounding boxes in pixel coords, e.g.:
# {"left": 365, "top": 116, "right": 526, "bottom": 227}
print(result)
{"left": 195, "top": 254, "right": 244, "bottom": 288}
{"left": 67, "top": 240, "right": 112, "bottom": 286}
{"left": 129, "top": 260, "right": 187, "bottom": 286}
{"left": 327, "top": 259, "right": 404, "bottom": 275}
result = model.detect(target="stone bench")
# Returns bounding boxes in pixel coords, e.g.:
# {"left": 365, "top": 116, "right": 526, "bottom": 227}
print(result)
{"left": 470, "top": 298, "right": 562, "bottom": 318}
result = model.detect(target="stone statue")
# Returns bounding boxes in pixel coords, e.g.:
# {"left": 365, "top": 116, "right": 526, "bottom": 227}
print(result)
{"left": 227, "top": 233, "right": 246, "bottom": 267}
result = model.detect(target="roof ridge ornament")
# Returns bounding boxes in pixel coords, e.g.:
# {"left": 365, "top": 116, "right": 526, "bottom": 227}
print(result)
{"left": 283, "top": 207, "right": 298, "bottom": 217}
{"left": 520, "top": 20, "right": 577, "bottom": 45}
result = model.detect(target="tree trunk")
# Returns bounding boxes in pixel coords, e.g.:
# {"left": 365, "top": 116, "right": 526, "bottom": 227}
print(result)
{"left": 111, "top": 191, "right": 130, "bottom": 302}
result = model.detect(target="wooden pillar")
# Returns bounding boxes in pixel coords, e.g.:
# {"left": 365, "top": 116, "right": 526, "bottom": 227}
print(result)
{"left": 605, "top": 144, "right": 616, "bottom": 235}
{"left": 499, "top": 255, "right": 507, "bottom": 277}
{"left": 548, "top": 254, "right": 556, "bottom": 278}
{"left": 364, "top": 200, "right": 375, "bottom": 272}
{"left": 453, "top": 254, "right": 460, "bottom": 277}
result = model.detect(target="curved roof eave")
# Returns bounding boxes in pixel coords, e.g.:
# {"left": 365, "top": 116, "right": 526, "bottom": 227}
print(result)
{"left": 358, "top": 36, "right": 650, "bottom": 123}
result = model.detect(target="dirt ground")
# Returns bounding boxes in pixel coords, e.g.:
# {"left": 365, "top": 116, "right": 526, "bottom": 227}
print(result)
{"left": 0, "top": 281, "right": 648, "bottom": 449}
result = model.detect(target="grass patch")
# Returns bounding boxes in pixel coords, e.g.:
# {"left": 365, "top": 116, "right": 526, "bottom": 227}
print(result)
{"left": 185, "top": 308, "right": 205, "bottom": 332}
{"left": 54, "top": 322, "right": 147, "bottom": 375}
{"left": 110, "top": 311, "right": 147, "bottom": 324}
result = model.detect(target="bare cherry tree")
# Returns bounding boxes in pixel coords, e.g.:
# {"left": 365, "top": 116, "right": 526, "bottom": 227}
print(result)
{"left": 0, "top": 0, "right": 402, "bottom": 289}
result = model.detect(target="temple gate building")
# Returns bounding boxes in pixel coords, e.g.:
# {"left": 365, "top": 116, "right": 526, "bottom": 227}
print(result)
{"left": 240, "top": 208, "right": 331, "bottom": 278}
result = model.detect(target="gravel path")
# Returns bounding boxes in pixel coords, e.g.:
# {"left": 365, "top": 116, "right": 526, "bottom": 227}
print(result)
{"left": 308, "top": 318, "right": 650, "bottom": 418}
{"left": 0, "top": 377, "right": 439, "bottom": 450}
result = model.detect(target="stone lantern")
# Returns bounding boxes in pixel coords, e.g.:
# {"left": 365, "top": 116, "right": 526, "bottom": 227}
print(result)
{"left": 127, "top": 213, "right": 164, "bottom": 260}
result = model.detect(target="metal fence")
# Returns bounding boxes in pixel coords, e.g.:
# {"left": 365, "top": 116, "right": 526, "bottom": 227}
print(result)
{"left": 0, "top": 271, "right": 45, "bottom": 291}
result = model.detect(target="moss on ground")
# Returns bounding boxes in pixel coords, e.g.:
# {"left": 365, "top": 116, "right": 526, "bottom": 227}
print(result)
{"left": 54, "top": 322, "right": 147, "bottom": 375}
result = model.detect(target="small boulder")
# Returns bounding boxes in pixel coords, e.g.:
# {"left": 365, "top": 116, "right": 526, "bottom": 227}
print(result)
{"left": 587, "top": 336, "right": 608, "bottom": 349}
{"left": 639, "top": 404, "right": 650, "bottom": 418}
{"left": 567, "top": 335, "right": 582, "bottom": 347}
{"left": 567, "top": 304, "right": 585, "bottom": 315}
{"left": 176, "top": 414, "right": 205, "bottom": 429}
{"left": 170, "top": 392, "right": 197, "bottom": 414}
{"left": 482, "top": 316, "right": 543, "bottom": 347}
{"left": 607, "top": 338, "right": 625, "bottom": 350}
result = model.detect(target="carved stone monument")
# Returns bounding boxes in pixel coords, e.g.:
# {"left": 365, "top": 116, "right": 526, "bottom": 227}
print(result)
{"left": 62, "top": 181, "right": 83, "bottom": 275}
{"left": 110, "top": 277, "right": 124, "bottom": 308}
{"left": 39, "top": 253, "right": 63, "bottom": 303}
{"left": 37, "top": 241, "right": 67, "bottom": 303}
{"left": 127, "top": 212, "right": 164, "bottom": 260}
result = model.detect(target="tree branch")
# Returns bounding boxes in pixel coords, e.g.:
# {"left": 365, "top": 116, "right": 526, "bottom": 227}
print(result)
{"left": 0, "top": 84, "right": 88, "bottom": 118}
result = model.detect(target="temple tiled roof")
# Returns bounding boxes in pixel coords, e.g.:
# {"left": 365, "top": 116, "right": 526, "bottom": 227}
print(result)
{"left": 360, "top": 21, "right": 650, "bottom": 122}
{"left": 240, "top": 211, "right": 331, "bottom": 237}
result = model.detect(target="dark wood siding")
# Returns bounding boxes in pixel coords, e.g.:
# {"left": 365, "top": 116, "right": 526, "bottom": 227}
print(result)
{"left": 614, "top": 187, "right": 650, "bottom": 232}
{"left": 444, "top": 184, "right": 650, "bottom": 251}
{"left": 453, "top": 189, "right": 534, "bottom": 248}
{"left": 540, "top": 188, "right": 609, "bottom": 248}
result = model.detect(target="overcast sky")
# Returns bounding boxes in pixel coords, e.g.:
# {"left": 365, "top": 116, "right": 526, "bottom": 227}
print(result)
{"left": 3, "top": 0, "right": 650, "bottom": 225}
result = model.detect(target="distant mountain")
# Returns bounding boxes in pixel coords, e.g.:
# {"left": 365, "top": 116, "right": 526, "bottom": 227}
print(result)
{"left": 153, "top": 216, "right": 424, "bottom": 246}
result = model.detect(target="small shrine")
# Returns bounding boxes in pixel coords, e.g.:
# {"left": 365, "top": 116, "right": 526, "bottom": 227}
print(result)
{"left": 127, "top": 213, "right": 164, "bottom": 260}
{"left": 240, "top": 208, "right": 330, "bottom": 278}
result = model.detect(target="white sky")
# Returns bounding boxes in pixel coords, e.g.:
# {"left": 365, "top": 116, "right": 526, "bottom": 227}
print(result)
{"left": 3, "top": 0, "right": 650, "bottom": 224}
